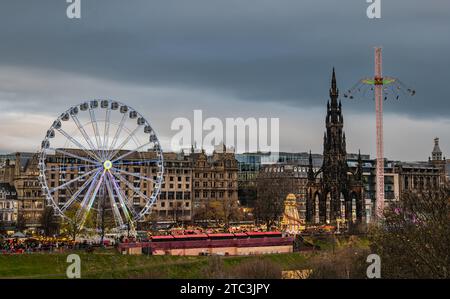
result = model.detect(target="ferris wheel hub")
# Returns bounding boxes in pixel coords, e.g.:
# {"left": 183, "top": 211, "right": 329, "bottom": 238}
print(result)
{"left": 103, "top": 160, "right": 113, "bottom": 170}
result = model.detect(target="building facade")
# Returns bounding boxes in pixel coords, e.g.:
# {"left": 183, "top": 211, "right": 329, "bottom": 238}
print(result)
{"left": 191, "top": 147, "right": 239, "bottom": 222}
{"left": 0, "top": 148, "right": 238, "bottom": 229}
{"left": 0, "top": 153, "right": 44, "bottom": 232}
{"left": 0, "top": 183, "right": 18, "bottom": 230}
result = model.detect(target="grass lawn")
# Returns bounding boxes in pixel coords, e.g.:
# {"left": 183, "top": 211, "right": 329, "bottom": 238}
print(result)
{"left": 0, "top": 249, "right": 310, "bottom": 279}
{"left": 0, "top": 235, "right": 369, "bottom": 279}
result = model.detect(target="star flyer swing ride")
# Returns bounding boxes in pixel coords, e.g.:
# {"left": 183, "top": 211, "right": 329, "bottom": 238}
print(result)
{"left": 344, "top": 48, "right": 415, "bottom": 221}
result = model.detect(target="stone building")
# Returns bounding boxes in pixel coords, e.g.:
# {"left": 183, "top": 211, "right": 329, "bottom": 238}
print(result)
{"left": 154, "top": 152, "right": 193, "bottom": 223}
{"left": 394, "top": 137, "right": 447, "bottom": 195}
{"left": 236, "top": 152, "right": 323, "bottom": 208}
{"left": 0, "top": 153, "right": 44, "bottom": 232}
{"left": 1, "top": 147, "right": 238, "bottom": 229}
{"left": 190, "top": 146, "right": 239, "bottom": 222}
{"left": 0, "top": 182, "right": 18, "bottom": 230}
{"left": 257, "top": 157, "right": 322, "bottom": 221}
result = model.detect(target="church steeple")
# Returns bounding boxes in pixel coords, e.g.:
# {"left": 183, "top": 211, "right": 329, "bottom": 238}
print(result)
{"left": 307, "top": 150, "right": 315, "bottom": 181}
{"left": 356, "top": 149, "right": 363, "bottom": 182}
{"left": 323, "top": 67, "right": 347, "bottom": 184}
{"left": 306, "top": 69, "right": 366, "bottom": 225}
{"left": 329, "top": 67, "right": 339, "bottom": 100}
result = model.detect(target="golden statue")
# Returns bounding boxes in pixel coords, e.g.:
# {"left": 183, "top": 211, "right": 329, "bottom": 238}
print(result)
{"left": 281, "top": 193, "right": 304, "bottom": 234}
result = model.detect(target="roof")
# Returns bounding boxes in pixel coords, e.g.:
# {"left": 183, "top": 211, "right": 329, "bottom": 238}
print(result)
{"left": 207, "top": 233, "right": 235, "bottom": 238}
{"left": 246, "top": 231, "right": 282, "bottom": 236}
{"left": 233, "top": 233, "right": 248, "bottom": 237}
{"left": 151, "top": 235, "right": 175, "bottom": 240}
{"left": 172, "top": 234, "right": 209, "bottom": 239}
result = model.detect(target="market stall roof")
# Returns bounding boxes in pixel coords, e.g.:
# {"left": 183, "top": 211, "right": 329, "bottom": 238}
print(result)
{"left": 11, "top": 232, "right": 26, "bottom": 238}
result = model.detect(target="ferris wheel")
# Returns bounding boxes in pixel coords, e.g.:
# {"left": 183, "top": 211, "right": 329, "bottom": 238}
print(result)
{"left": 38, "top": 99, "right": 164, "bottom": 230}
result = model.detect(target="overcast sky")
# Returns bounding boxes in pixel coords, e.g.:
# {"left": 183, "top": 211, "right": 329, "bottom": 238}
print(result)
{"left": 0, "top": 0, "right": 449, "bottom": 161}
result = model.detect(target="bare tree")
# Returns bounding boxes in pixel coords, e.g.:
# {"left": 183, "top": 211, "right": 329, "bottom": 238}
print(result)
{"left": 255, "top": 175, "right": 292, "bottom": 230}
{"left": 193, "top": 198, "right": 242, "bottom": 228}
{"left": 369, "top": 187, "right": 450, "bottom": 278}
{"left": 61, "top": 203, "right": 94, "bottom": 241}
{"left": 16, "top": 212, "right": 27, "bottom": 232}
{"left": 93, "top": 198, "right": 115, "bottom": 246}
{"left": 40, "top": 206, "right": 60, "bottom": 236}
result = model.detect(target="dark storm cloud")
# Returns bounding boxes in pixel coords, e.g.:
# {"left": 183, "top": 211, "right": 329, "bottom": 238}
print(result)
{"left": 0, "top": 0, "right": 449, "bottom": 117}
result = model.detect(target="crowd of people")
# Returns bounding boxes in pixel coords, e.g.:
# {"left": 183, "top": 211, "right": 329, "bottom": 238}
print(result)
{"left": 0, "top": 238, "right": 75, "bottom": 254}
{"left": 0, "top": 225, "right": 270, "bottom": 254}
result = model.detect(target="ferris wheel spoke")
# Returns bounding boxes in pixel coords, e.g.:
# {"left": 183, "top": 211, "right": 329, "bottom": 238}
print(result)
{"left": 56, "top": 163, "right": 101, "bottom": 172}
{"left": 108, "top": 125, "right": 141, "bottom": 161}
{"left": 60, "top": 170, "right": 101, "bottom": 212}
{"left": 111, "top": 167, "right": 156, "bottom": 184}
{"left": 102, "top": 107, "right": 111, "bottom": 161}
{"left": 109, "top": 127, "right": 139, "bottom": 160}
{"left": 71, "top": 114, "right": 101, "bottom": 157}
{"left": 114, "top": 159, "right": 160, "bottom": 166}
{"left": 110, "top": 171, "right": 153, "bottom": 215}
{"left": 79, "top": 172, "right": 105, "bottom": 228}
{"left": 56, "top": 128, "right": 102, "bottom": 161}
{"left": 104, "top": 174, "right": 125, "bottom": 227}
{"left": 89, "top": 107, "right": 103, "bottom": 158}
{"left": 49, "top": 148, "right": 100, "bottom": 165}
{"left": 49, "top": 167, "right": 100, "bottom": 193}
{"left": 110, "top": 141, "right": 153, "bottom": 164}
{"left": 107, "top": 171, "right": 137, "bottom": 219}
{"left": 107, "top": 172, "right": 135, "bottom": 221}
{"left": 108, "top": 112, "right": 127, "bottom": 153}
{"left": 77, "top": 171, "right": 102, "bottom": 216}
